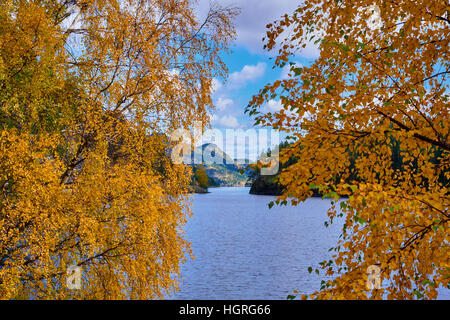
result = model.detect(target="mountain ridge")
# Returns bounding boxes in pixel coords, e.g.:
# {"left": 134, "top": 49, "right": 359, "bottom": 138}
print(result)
{"left": 191, "top": 143, "right": 251, "bottom": 187}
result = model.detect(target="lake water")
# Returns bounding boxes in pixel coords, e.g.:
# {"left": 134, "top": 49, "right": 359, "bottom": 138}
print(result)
{"left": 170, "top": 187, "right": 449, "bottom": 300}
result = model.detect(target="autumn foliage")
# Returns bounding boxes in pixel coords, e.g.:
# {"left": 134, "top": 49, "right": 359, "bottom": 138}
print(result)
{"left": 195, "top": 165, "right": 208, "bottom": 189}
{"left": 0, "top": 0, "right": 237, "bottom": 299}
{"left": 248, "top": 0, "right": 449, "bottom": 299}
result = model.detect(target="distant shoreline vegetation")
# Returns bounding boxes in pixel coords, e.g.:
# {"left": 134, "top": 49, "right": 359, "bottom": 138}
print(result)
{"left": 249, "top": 136, "right": 449, "bottom": 198}
{"left": 188, "top": 136, "right": 449, "bottom": 197}
{"left": 188, "top": 143, "right": 252, "bottom": 193}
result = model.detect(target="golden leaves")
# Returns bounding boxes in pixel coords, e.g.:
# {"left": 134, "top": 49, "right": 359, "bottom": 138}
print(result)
{"left": 249, "top": 0, "right": 449, "bottom": 299}
{"left": 0, "top": 0, "right": 236, "bottom": 299}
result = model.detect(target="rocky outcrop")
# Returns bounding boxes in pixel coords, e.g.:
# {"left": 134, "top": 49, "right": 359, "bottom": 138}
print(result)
{"left": 188, "top": 184, "right": 208, "bottom": 194}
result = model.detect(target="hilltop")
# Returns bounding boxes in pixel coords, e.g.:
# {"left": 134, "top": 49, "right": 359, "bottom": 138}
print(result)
{"left": 190, "top": 143, "right": 251, "bottom": 187}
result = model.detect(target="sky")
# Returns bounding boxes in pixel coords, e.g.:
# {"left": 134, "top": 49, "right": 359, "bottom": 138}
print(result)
{"left": 194, "top": 0, "right": 318, "bottom": 161}
{"left": 63, "top": 0, "right": 319, "bottom": 161}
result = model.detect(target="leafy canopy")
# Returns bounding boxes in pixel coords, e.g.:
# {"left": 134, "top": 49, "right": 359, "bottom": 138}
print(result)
{"left": 0, "top": 0, "right": 237, "bottom": 299}
{"left": 248, "top": 0, "right": 449, "bottom": 299}
{"left": 195, "top": 165, "right": 209, "bottom": 189}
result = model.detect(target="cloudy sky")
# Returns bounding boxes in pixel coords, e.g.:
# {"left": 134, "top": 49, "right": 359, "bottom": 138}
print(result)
{"left": 194, "top": 0, "right": 318, "bottom": 160}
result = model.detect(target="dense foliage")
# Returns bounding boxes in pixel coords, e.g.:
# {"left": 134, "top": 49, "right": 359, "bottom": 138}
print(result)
{"left": 247, "top": 0, "right": 449, "bottom": 299}
{"left": 0, "top": 0, "right": 237, "bottom": 299}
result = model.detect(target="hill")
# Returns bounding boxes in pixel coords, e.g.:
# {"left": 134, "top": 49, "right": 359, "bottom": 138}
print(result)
{"left": 191, "top": 143, "right": 251, "bottom": 187}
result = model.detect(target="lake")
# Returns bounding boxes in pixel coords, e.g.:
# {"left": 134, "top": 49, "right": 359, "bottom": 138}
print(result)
{"left": 170, "top": 187, "right": 449, "bottom": 300}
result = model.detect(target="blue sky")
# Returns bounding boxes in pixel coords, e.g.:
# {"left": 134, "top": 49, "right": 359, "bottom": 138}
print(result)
{"left": 63, "top": 0, "right": 319, "bottom": 160}
{"left": 194, "top": 0, "right": 318, "bottom": 160}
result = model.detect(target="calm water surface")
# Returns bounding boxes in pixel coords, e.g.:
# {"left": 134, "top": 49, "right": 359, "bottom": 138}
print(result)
{"left": 170, "top": 187, "right": 449, "bottom": 300}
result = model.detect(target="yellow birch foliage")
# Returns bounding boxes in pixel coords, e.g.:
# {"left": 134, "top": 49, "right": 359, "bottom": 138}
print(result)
{"left": 195, "top": 165, "right": 208, "bottom": 189}
{"left": 0, "top": 0, "right": 237, "bottom": 299}
{"left": 248, "top": 0, "right": 449, "bottom": 299}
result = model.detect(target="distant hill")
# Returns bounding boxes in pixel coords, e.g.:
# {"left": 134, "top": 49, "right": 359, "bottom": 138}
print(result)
{"left": 191, "top": 143, "right": 251, "bottom": 187}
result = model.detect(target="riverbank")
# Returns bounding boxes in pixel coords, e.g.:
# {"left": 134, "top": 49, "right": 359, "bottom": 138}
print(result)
{"left": 188, "top": 185, "right": 209, "bottom": 194}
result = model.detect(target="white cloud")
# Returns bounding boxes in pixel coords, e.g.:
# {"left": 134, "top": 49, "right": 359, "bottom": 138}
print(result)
{"left": 264, "top": 99, "right": 283, "bottom": 113}
{"left": 262, "top": 99, "right": 297, "bottom": 118}
{"left": 209, "top": 113, "right": 219, "bottom": 122}
{"left": 227, "top": 62, "right": 266, "bottom": 89}
{"left": 196, "top": 0, "right": 320, "bottom": 58}
{"left": 223, "top": 0, "right": 300, "bottom": 53}
{"left": 211, "top": 77, "right": 223, "bottom": 93}
{"left": 365, "top": 4, "right": 382, "bottom": 31}
{"left": 280, "top": 62, "right": 303, "bottom": 80}
{"left": 198, "top": 127, "right": 283, "bottom": 161}
{"left": 216, "top": 97, "right": 234, "bottom": 111}
{"left": 217, "top": 115, "right": 239, "bottom": 128}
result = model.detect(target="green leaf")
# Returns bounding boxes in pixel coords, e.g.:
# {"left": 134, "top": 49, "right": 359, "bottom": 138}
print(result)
{"left": 293, "top": 67, "right": 303, "bottom": 76}
{"left": 413, "top": 289, "right": 424, "bottom": 299}
{"left": 354, "top": 215, "right": 366, "bottom": 224}
{"left": 422, "top": 280, "right": 436, "bottom": 287}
